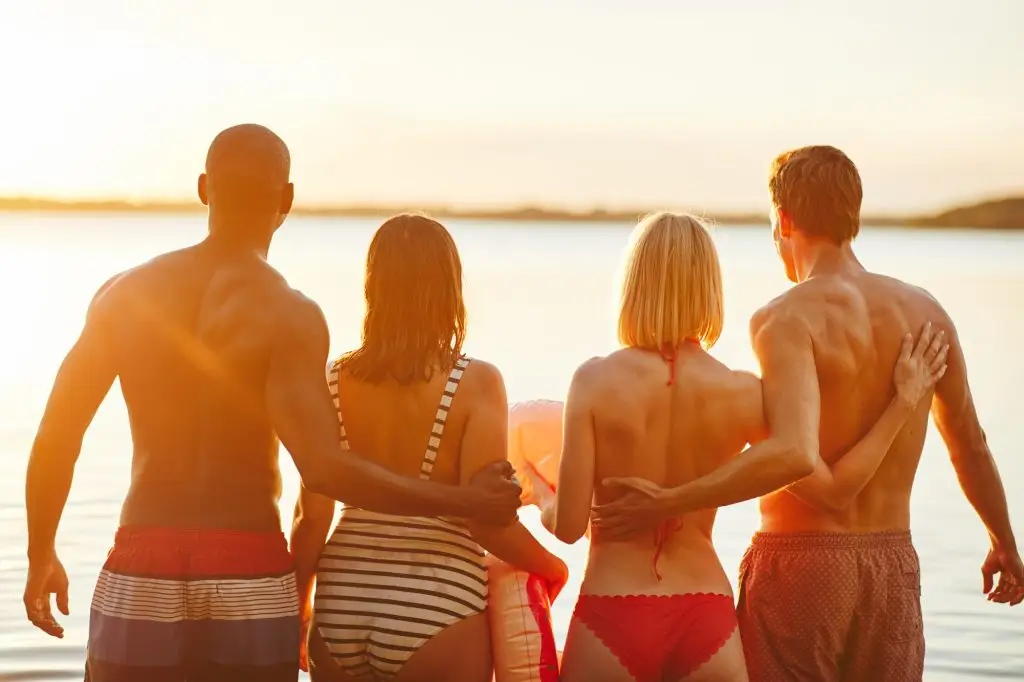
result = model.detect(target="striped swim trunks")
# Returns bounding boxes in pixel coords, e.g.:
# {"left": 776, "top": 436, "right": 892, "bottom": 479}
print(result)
{"left": 85, "top": 526, "right": 300, "bottom": 682}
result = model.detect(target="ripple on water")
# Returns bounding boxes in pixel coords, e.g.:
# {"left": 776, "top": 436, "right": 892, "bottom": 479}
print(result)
{"left": 0, "top": 643, "right": 84, "bottom": 681}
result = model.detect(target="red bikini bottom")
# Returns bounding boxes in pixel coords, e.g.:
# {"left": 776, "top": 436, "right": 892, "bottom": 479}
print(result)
{"left": 572, "top": 592, "right": 737, "bottom": 682}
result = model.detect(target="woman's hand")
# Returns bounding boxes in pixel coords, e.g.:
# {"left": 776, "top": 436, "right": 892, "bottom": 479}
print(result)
{"left": 542, "top": 556, "right": 570, "bottom": 603}
{"left": 893, "top": 321, "right": 949, "bottom": 409}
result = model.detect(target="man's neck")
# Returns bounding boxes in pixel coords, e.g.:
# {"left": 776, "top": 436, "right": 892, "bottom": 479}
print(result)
{"left": 206, "top": 216, "right": 273, "bottom": 259}
{"left": 795, "top": 239, "right": 864, "bottom": 282}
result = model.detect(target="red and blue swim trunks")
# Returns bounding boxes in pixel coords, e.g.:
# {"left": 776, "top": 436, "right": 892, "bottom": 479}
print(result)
{"left": 85, "top": 526, "right": 300, "bottom": 682}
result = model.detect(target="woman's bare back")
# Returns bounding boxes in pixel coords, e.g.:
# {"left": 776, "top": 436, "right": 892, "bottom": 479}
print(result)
{"left": 334, "top": 363, "right": 482, "bottom": 488}
{"left": 582, "top": 345, "right": 765, "bottom": 594}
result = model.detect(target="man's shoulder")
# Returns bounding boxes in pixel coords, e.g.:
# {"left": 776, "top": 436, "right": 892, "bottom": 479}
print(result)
{"left": 727, "top": 367, "right": 763, "bottom": 394}
{"left": 751, "top": 273, "right": 885, "bottom": 336}
{"left": 866, "top": 272, "right": 944, "bottom": 310}
{"left": 96, "top": 245, "right": 207, "bottom": 296}
{"left": 749, "top": 287, "right": 814, "bottom": 341}
{"left": 273, "top": 284, "right": 327, "bottom": 336}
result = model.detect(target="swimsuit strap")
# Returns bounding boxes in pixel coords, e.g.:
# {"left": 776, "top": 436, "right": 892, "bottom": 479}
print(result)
{"left": 652, "top": 518, "right": 684, "bottom": 581}
{"left": 327, "top": 359, "right": 351, "bottom": 451}
{"left": 419, "top": 356, "right": 471, "bottom": 481}
{"left": 656, "top": 337, "right": 699, "bottom": 386}
{"left": 659, "top": 345, "right": 678, "bottom": 386}
{"left": 646, "top": 338, "right": 698, "bottom": 579}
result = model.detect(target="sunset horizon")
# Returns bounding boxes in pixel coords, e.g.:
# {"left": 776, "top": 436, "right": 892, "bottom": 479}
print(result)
{"left": 2, "top": 1, "right": 1021, "bottom": 215}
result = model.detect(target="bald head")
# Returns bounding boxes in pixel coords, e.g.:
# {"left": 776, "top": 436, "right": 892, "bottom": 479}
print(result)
{"left": 199, "top": 124, "right": 293, "bottom": 228}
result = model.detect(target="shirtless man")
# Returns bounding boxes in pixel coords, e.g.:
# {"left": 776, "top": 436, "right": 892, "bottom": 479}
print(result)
{"left": 23, "top": 124, "right": 521, "bottom": 682}
{"left": 594, "top": 146, "right": 1023, "bottom": 681}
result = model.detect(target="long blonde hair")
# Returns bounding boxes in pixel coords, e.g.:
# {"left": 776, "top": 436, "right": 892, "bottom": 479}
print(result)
{"left": 617, "top": 212, "right": 724, "bottom": 350}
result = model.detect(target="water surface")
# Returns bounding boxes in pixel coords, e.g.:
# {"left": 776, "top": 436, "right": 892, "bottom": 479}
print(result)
{"left": 0, "top": 214, "right": 1021, "bottom": 680}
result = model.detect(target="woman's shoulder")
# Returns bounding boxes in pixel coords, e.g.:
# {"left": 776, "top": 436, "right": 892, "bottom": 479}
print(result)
{"left": 455, "top": 356, "right": 504, "bottom": 392}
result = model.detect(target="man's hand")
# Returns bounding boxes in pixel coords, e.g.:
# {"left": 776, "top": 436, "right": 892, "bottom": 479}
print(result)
{"left": 982, "top": 542, "right": 1024, "bottom": 606}
{"left": 466, "top": 461, "right": 522, "bottom": 525}
{"left": 24, "top": 553, "right": 69, "bottom": 638}
{"left": 590, "top": 477, "right": 670, "bottom": 540}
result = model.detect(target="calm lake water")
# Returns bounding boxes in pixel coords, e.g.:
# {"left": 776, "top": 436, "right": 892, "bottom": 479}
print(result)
{"left": 0, "top": 213, "right": 1021, "bottom": 681}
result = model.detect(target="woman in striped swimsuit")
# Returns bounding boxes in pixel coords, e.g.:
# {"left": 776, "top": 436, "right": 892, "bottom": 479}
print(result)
{"left": 290, "top": 214, "right": 568, "bottom": 682}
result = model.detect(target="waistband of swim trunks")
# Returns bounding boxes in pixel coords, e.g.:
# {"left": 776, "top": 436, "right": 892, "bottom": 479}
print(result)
{"left": 750, "top": 529, "right": 912, "bottom": 551}
{"left": 114, "top": 526, "right": 288, "bottom": 554}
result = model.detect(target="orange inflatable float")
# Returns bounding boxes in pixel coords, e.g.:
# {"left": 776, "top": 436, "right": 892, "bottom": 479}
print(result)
{"left": 486, "top": 399, "right": 566, "bottom": 682}
{"left": 487, "top": 556, "right": 560, "bottom": 682}
{"left": 507, "top": 399, "right": 563, "bottom": 506}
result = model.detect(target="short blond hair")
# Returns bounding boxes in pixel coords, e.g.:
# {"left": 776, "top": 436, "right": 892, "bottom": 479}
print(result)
{"left": 617, "top": 212, "right": 724, "bottom": 350}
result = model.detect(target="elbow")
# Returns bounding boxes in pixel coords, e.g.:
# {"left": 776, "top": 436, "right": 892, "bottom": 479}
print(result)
{"left": 554, "top": 529, "right": 583, "bottom": 545}
{"left": 949, "top": 440, "right": 992, "bottom": 472}
{"left": 782, "top": 441, "right": 816, "bottom": 482}
{"left": 300, "top": 465, "right": 332, "bottom": 498}
{"left": 553, "top": 521, "right": 585, "bottom": 545}
{"left": 544, "top": 503, "right": 584, "bottom": 544}
{"left": 818, "top": 493, "right": 854, "bottom": 514}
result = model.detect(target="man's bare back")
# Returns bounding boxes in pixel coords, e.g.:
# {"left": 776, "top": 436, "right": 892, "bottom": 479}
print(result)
{"left": 754, "top": 270, "right": 943, "bottom": 534}
{"left": 100, "top": 244, "right": 314, "bottom": 531}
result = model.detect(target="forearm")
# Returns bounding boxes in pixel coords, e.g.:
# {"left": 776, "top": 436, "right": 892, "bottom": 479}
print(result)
{"left": 470, "top": 520, "right": 562, "bottom": 580}
{"left": 25, "top": 440, "right": 78, "bottom": 561}
{"left": 788, "top": 397, "right": 912, "bottom": 510}
{"left": 289, "top": 501, "right": 333, "bottom": 615}
{"left": 662, "top": 438, "right": 811, "bottom": 516}
{"left": 952, "top": 436, "right": 1016, "bottom": 548}
{"left": 305, "top": 451, "right": 469, "bottom": 518}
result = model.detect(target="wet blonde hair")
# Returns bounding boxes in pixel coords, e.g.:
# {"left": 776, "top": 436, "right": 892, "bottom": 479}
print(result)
{"left": 617, "top": 212, "right": 724, "bottom": 350}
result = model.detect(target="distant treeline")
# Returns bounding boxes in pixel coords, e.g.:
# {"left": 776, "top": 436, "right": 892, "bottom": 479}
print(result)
{"left": 1, "top": 195, "right": 1023, "bottom": 230}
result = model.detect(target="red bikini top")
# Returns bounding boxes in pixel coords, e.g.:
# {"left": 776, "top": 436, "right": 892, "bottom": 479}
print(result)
{"left": 649, "top": 339, "right": 697, "bottom": 581}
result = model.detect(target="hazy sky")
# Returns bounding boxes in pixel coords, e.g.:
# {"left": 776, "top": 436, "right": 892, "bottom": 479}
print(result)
{"left": 1, "top": 0, "right": 1021, "bottom": 212}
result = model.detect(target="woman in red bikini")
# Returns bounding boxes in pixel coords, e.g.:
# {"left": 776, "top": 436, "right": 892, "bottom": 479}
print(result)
{"left": 531, "top": 211, "right": 948, "bottom": 682}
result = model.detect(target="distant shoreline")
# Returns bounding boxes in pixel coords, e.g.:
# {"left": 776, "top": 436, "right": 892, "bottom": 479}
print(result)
{"left": 1, "top": 196, "right": 1022, "bottom": 230}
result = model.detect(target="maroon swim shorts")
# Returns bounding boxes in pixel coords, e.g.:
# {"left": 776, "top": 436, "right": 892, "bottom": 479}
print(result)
{"left": 737, "top": 530, "right": 924, "bottom": 682}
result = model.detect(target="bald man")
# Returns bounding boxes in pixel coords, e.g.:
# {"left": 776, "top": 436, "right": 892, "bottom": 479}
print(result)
{"left": 23, "top": 124, "right": 522, "bottom": 682}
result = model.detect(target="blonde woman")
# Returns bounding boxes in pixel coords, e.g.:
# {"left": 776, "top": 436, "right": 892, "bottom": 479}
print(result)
{"left": 534, "top": 212, "right": 947, "bottom": 682}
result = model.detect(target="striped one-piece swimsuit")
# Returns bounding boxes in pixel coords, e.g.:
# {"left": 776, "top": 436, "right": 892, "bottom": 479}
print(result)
{"left": 313, "top": 356, "right": 488, "bottom": 680}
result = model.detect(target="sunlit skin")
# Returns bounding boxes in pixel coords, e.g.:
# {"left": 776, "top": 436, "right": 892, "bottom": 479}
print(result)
{"left": 596, "top": 149, "right": 1024, "bottom": 609}
{"left": 592, "top": 147, "right": 1021, "bottom": 678}
{"left": 288, "top": 215, "right": 567, "bottom": 677}
{"left": 21, "top": 125, "right": 523, "bottom": 648}
{"left": 534, "top": 212, "right": 948, "bottom": 681}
